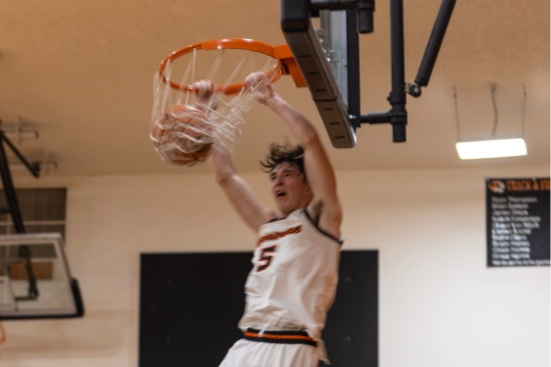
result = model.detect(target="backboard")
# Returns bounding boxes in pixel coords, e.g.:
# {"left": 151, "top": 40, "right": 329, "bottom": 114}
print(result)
{"left": 0, "top": 233, "right": 84, "bottom": 320}
{"left": 319, "top": 10, "right": 349, "bottom": 110}
{"left": 281, "top": 2, "right": 361, "bottom": 148}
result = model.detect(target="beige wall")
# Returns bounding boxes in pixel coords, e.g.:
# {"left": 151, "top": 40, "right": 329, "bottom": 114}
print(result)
{"left": 1, "top": 165, "right": 549, "bottom": 367}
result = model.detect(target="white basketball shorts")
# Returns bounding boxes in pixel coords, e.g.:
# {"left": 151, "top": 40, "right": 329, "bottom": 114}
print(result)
{"left": 219, "top": 339, "right": 318, "bottom": 367}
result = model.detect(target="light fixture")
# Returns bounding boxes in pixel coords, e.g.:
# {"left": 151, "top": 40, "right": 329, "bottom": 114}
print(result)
{"left": 456, "top": 138, "right": 527, "bottom": 159}
{"left": 454, "top": 85, "right": 528, "bottom": 160}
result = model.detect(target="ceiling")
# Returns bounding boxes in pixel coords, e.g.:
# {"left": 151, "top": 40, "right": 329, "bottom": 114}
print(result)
{"left": 0, "top": 0, "right": 548, "bottom": 176}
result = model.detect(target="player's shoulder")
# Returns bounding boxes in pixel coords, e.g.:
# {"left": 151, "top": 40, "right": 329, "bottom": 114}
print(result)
{"left": 264, "top": 207, "right": 279, "bottom": 222}
{"left": 254, "top": 207, "right": 279, "bottom": 231}
{"left": 306, "top": 199, "right": 342, "bottom": 240}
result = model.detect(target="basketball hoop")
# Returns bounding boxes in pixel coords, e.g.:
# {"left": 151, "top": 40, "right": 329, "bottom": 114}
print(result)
{"left": 158, "top": 38, "right": 305, "bottom": 94}
{"left": 150, "top": 38, "right": 305, "bottom": 167}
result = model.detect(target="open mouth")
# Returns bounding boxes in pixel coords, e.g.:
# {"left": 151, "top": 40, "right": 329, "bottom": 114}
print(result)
{"left": 276, "top": 191, "right": 286, "bottom": 198}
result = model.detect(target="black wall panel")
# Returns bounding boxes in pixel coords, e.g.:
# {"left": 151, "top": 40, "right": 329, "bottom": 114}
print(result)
{"left": 140, "top": 250, "right": 378, "bottom": 367}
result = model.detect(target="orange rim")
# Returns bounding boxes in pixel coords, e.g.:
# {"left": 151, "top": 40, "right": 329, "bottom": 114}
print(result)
{"left": 158, "top": 39, "right": 294, "bottom": 95}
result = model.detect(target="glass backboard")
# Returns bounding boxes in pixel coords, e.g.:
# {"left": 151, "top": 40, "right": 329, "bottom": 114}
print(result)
{"left": 319, "top": 10, "right": 348, "bottom": 108}
{"left": 281, "top": 1, "right": 359, "bottom": 148}
{"left": 0, "top": 233, "right": 84, "bottom": 320}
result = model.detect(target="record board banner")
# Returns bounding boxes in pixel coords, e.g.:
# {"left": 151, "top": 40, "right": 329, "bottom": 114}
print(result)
{"left": 487, "top": 178, "right": 550, "bottom": 267}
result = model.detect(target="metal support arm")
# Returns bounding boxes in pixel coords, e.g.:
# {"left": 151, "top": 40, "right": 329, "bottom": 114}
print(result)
{"left": 0, "top": 126, "right": 41, "bottom": 301}
{"left": 361, "top": 105, "right": 407, "bottom": 142}
{"left": 282, "top": 0, "right": 456, "bottom": 144}
{"left": 408, "top": 0, "right": 457, "bottom": 97}
{"left": 360, "top": 0, "right": 408, "bottom": 142}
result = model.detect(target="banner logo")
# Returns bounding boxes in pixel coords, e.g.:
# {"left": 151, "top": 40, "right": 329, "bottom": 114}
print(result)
{"left": 488, "top": 180, "right": 506, "bottom": 194}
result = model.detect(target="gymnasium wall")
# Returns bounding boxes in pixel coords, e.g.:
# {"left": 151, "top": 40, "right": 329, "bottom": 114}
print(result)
{"left": 1, "top": 165, "right": 549, "bottom": 367}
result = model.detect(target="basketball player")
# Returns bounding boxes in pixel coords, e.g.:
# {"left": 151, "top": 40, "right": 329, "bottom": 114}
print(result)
{"left": 193, "top": 73, "right": 342, "bottom": 367}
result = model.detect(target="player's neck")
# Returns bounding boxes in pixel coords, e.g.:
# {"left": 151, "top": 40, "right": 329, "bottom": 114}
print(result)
{"left": 280, "top": 207, "right": 301, "bottom": 217}
{"left": 279, "top": 197, "right": 312, "bottom": 217}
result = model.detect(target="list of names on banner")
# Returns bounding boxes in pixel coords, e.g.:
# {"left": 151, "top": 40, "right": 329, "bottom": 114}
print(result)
{"left": 487, "top": 178, "right": 550, "bottom": 267}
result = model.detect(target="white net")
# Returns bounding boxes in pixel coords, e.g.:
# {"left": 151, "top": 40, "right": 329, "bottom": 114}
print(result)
{"left": 151, "top": 47, "right": 281, "bottom": 166}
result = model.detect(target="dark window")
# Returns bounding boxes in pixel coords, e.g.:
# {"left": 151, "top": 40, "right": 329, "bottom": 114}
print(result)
{"left": 0, "top": 188, "right": 67, "bottom": 239}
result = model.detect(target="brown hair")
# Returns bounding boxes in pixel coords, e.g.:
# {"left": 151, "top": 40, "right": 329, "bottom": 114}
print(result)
{"left": 260, "top": 143, "right": 306, "bottom": 180}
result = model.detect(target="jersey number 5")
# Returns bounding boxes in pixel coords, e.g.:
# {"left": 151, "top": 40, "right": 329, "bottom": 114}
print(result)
{"left": 256, "top": 245, "right": 277, "bottom": 272}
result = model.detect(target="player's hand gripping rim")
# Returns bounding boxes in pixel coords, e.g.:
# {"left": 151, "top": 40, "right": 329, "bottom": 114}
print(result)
{"left": 244, "top": 71, "right": 278, "bottom": 105}
{"left": 192, "top": 80, "right": 219, "bottom": 113}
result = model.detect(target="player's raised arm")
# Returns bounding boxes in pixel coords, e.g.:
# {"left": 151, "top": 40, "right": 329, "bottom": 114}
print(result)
{"left": 193, "top": 81, "right": 277, "bottom": 232}
{"left": 244, "top": 73, "right": 342, "bottom": 239}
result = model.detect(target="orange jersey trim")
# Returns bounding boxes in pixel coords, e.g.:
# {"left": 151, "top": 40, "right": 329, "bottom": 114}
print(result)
{"left": 257, "top": 225, "right": 302, "bottom": 247}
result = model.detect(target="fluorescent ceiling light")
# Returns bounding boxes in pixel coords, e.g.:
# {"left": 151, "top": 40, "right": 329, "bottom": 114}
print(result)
{"left": 456, "top": 138, "right": 527, "bottom": 160}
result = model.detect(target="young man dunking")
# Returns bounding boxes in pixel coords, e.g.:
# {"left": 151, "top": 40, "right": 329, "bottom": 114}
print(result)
{"left": 194, "top": 73, "right": 343, "bottom": 367}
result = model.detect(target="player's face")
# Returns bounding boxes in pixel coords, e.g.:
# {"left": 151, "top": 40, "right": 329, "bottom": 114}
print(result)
{"left": 270, "top": 162, "right": 312, "bottom": 215}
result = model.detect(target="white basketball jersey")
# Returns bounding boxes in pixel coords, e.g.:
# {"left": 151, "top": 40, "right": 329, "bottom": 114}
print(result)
{"left": 238, "top": 208, "right": 342, "bottom": 343}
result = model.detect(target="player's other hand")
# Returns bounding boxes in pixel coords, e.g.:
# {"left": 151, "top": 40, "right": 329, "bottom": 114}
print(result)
{"left": 192, "top": 80, "right": 219, "bottom": 111}
{"left": 245, "top": 72, "right": 276, "bottom": 105}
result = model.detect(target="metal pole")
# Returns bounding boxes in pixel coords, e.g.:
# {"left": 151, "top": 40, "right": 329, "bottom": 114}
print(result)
{"left": 389, "top": 0, "right": 407, "bottom": 142}
{"left": 0, "top": 130, "right": 39, "bottom": 301}
{"left": 414, "top": 0, "right": 457, "bottom": 87}
{"left": 357, "top": 0, "right": 375, "bottom": 33}
{"left": 361, "top": 111, "right": 391, "bottom": 123}
{"left": 0, "top": 131, "right": 25, "bottom": 233}
{"left": 2, "top": 134, "right": 40, "bottom": 178}
{"left": 347, "top": 10, "right": 361, "bottom": 129}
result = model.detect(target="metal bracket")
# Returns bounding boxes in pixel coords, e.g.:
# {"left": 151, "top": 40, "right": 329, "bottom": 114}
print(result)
{"left": 2, "top": 117, "right": 39, "bottom": 146}
{"left": 282, "top": 0, "right": 456, "bottom": 145}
